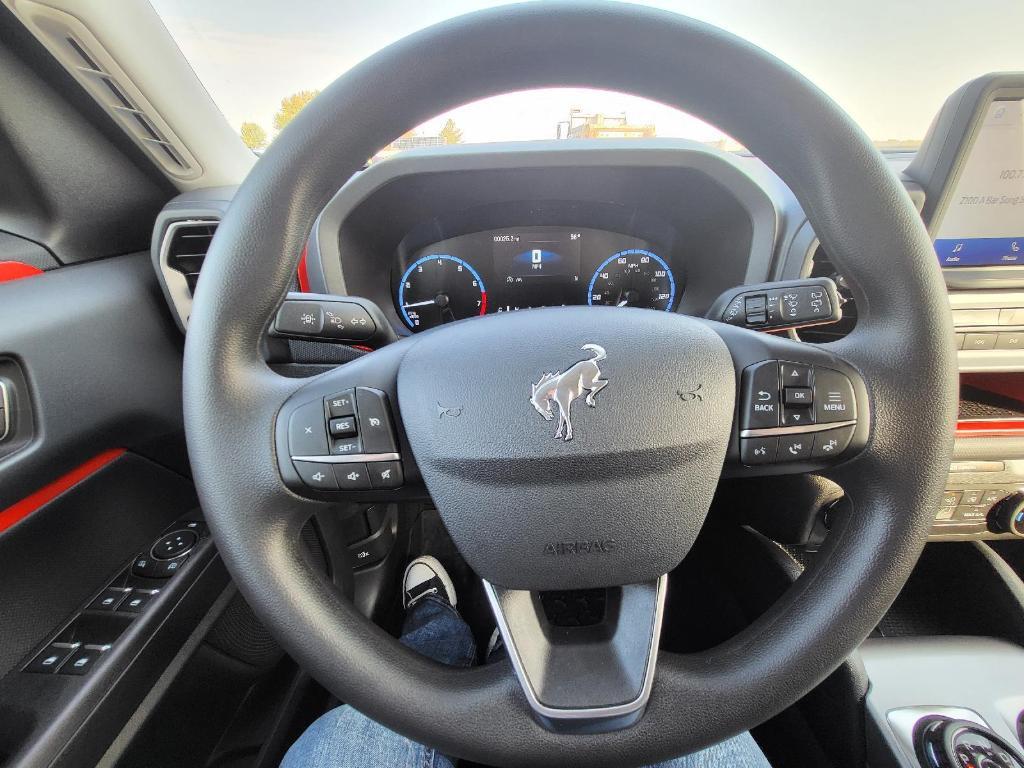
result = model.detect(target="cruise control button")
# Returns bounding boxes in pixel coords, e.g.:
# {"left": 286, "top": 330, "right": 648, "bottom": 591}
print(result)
{"left": 740, "top": 437, "right": 777, "bottom": 465}
{"left": 740, "top": 361, "right": 780, "bottom": 429}
{"left": 811, "top": 425, "right": 855, "bottom": 459}
{"left": 328, "top": 417, "right": 357, "bottom": 437}
{"left": 331, "top": 437, "right": 363, "bottom": 456}
{"left": 368, "top": 461, "right": 403, "bottom": 489}
{"left": 327, "top": 390, "right": 356, "bottom": 418}
{"left": 778, "top": 435, "right": 812, "bottom": 461}
{"left": 813, "top": 368, "right": 856, "bottom": 423}
{"left": 355, "top": 388, "right": 398, "bottom": 453}
{"left": 294, "top": 461, "right": 340, "bottom": 490}
{"left": 780, "top": 362, "right": 812, "bottom": 387}
{"left": 335, "top": 463, "right": 371, "bottom": 490}
{"left": 288, "top": 401, "right": 329, "bottom": 457}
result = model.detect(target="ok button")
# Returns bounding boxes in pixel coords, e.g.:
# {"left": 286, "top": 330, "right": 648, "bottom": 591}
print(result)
{"left": 741, "top": 361, "right": 780, "bottom": 429}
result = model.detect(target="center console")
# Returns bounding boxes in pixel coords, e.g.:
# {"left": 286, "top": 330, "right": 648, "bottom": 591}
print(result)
{"left": 862, "top": 638, "right": 1024, "bottom": 768}
{"left": 896, "top": 73, "right": 1024, "bottom": 542}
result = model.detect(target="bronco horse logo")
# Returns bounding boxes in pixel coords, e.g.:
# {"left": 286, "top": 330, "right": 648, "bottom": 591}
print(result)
{"left": 530, "top": 344, "right": 609, "bottom": 441}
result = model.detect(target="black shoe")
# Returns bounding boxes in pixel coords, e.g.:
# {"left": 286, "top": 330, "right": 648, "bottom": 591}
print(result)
{"left": 402, "top": 555, "right": 457, "bottom": 610}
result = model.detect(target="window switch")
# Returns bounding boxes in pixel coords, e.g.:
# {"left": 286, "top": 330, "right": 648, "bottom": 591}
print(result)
{"left": 89, "top": 587, "right": 132, "bottom": 611}
{"left": 58, "top": 646, "right": 107, "bottom": 676}
{"left": 25, "top": 642, "right": 79, "bottom": 673}
{"left": 122, "top": 589, "right": 159, "bottom": 613}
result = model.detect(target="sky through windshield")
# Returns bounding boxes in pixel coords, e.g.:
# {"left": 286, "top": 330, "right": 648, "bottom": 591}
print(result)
{"left": 150, "top": 0, "right": 1024, "bottom": 153}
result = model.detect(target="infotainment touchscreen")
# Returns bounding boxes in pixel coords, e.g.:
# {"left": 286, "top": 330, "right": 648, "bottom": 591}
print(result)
{"left": 934, "top": 99, "right": 1024, "bottom": 268}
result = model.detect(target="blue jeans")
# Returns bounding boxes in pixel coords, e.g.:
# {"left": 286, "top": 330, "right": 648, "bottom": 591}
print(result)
{"left": 282, "top": 597, "right": 771, "bottom": 767}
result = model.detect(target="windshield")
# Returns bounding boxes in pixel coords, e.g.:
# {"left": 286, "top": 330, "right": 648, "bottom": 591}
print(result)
{"left": 150, "top": 0, "right": 1023, "bottom": 156}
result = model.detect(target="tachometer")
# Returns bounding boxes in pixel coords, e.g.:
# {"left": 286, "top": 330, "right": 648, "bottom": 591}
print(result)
{"left": 587, "top": 249, "right": 676, "bottom": 310}
{"left": 397, "top": 254, "right": 487, "bottom": 331}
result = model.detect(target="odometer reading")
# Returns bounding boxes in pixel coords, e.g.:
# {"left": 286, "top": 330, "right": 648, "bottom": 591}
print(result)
{"left": 587, "top": 249, "right": 677, "bottom": 311}
{"left": 397, "top": 254, "right": 487, "bottom": 330}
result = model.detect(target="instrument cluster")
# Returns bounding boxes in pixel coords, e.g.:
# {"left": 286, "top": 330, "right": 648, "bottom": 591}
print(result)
{"left": 393, "top": 226, "right": 681, "bottom": 331}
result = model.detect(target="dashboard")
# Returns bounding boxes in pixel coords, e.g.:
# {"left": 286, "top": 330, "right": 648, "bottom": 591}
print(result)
{"left": 395, "top": 226, "right": 677, "bottom": 331}
{"left": 304, "top": 140, "right": 780, "bottom": 336}
{"left": 150, "top": 77, "right": 1024, "bottom": 547}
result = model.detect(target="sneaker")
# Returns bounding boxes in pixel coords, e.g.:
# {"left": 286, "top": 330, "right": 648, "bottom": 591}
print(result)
{"left": 403, "top": 555, "right": 457, "bottom": 610}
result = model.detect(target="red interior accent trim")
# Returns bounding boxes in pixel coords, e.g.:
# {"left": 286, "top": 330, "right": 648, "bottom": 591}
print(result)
{"left": 956, "top": 419, "right": 1024, "bottom": 436}
{"left": 960, "top": 372, "right": 1024, "bottom": 403}
{"left": 0, "top": 261, "right": 44, "bottom": 283}
{"left": 297, "top": 246, "right": 310, "bottom": 293}
{"left": 0, "top": 448, "right": 126, "bottom": 534}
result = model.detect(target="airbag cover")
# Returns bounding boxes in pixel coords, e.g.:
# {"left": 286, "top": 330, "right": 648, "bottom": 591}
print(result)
{"left": 397, "top": 306, "right": 735, "bottom": 590}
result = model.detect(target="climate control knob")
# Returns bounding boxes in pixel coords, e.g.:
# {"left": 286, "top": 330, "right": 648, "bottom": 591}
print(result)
{"left": 988, "top": 492, "right": 1024, "bottom": 538}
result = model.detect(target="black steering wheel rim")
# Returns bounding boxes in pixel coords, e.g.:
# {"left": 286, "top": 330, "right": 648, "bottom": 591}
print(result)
{"left": 183, "top": 3, "right": 957, "bottom": 766}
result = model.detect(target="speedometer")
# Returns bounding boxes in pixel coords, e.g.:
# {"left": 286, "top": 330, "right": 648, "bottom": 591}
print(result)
{"left": 587, "top": 249, "right": 677, "bottom": 311}
{"left": 397, "top": 254, "right": 487, "bottom": 331}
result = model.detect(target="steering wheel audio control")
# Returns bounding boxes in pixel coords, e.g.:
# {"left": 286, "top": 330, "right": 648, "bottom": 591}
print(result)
{"left": 285, "top": 387, "right": 404, "bottom": 492}
{"left": 738, "top": 360, "right": 858, "bottom": 466}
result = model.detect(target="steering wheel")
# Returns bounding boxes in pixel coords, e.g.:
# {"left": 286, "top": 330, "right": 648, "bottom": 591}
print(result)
{"left": 183, "top": 3, "right": 957, "bottom": 766}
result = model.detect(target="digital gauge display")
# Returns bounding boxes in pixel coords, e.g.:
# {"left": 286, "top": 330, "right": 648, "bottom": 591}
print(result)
{"left": 394, "top": 226, "right": 680, "bottom": 331}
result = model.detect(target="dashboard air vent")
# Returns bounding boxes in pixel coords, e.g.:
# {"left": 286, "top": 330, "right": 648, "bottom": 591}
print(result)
{"left": 798, "top": 245, "right": 857, "bottom": 343}
{"left": 7, "top": 3, "right": 200, "bottom": 180}
{"left": 164, "top": 221, "right": 218, "bottom": 295}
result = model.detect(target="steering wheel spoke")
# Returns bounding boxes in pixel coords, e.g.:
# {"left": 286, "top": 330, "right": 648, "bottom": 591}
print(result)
{"left": 484, "top": 575, "right": 667, "bottom": 734}
{"left": 709, "top": 322, "right": 871, "bottom": 478}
